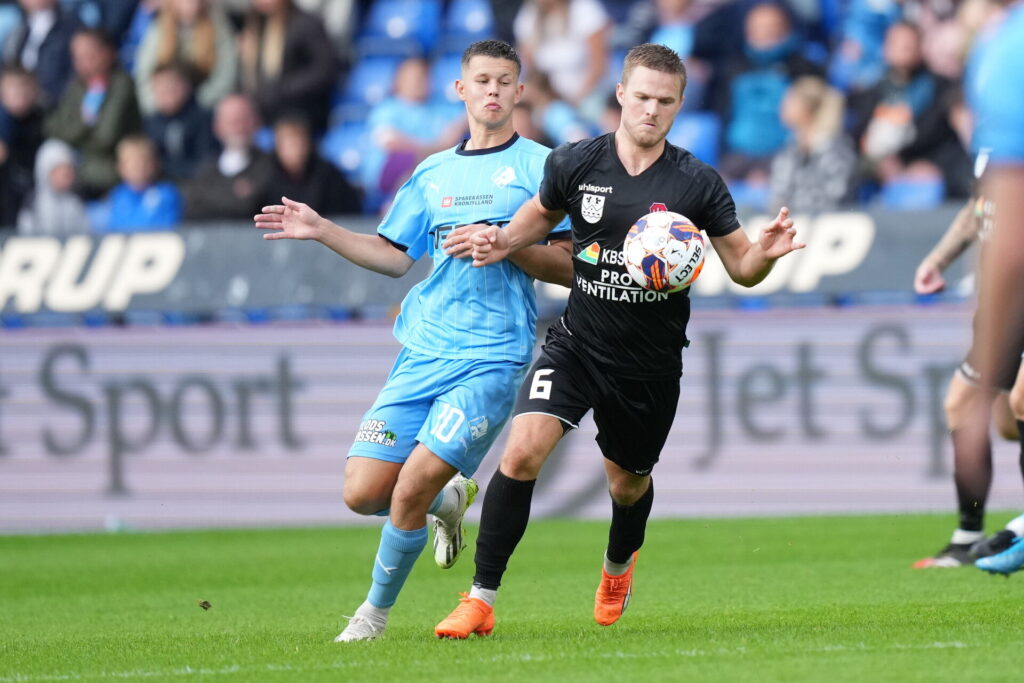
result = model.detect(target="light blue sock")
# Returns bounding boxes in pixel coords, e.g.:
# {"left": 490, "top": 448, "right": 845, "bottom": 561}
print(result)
{"left": 366, "top": 520, "right": 428, "bottom": 608}
{"left": 373, "top": 490, "right": 444, "bottom": 517}
{"left": 427, "top": 489, "right": 445, "bottom": 515}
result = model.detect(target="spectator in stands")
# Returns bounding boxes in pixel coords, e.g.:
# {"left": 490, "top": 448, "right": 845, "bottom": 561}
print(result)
{"left": 92, "top": 134, "right": 181, "bottom": 232}
{"left": 513, "top": 0, "right": 610, "bottom": 121}
{"left": 238, "top": 0, "right": 337, "bottom": 131}
{"left": 0, "top": 65, "right": 43, "bottom": 225}
{"left": 16, "top": 137, "right": 87, "bottom": 235}
{"left": 363, "top": 56, "right": 465, "bottom": 196}
{"left": 1, "top": 0, "right": 78, "bottom": 109}
{"left": 263, "top": 112, "right": 361, "bottom": 216}
{"left": 69, "top": 0, "right": 141, "bottom": 44}
{"left": 850, "top": 20, "right": 971, "bottom": 198}
{"left": 715, "top": 2, "right": 821, "bottom": 184}
{"left": 520, "top": 69, "right": 592, "bottom": 144}
{"left": 143, "top": 61, "right": 215, "bottom": 181}
{"left": 828, "top": 0, "right": 901, "bottom": 93}
{"left": 599, "top": 91, "right": 621, "bottom": 134}
{"left": 44, "top": 27, "right": 141, "bottom": 198}
{"left": 650, "top": 0, "right": 711, "bottom": 109}
{"left": 181, "top": 93, "right": 272, "bottom": 221}
{"left": 650, "top": 0, "right": 697, "bottom": 58}
{"left": 133, "top": 0, "right": 237, "bottom": 115}
{"left": 770, "top": 76, "right": 856, "bottom": 215}
{"left": 512, "top": 101, "right": 551, "bottom": 147}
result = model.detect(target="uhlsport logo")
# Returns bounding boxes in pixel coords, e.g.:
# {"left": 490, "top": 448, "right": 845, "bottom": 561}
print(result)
{"left": 581, "top": 194, "right": 605, "bottom": 224}
{"left": 576, "top": 242, "right": 601, "bottom": 265}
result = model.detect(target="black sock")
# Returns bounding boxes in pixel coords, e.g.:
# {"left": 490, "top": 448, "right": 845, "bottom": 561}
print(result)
{"left": 951, "top": 428, "right": 992, "bottom": 533}
{"left": 607, "top": 479, "right": 654, "bottom": 564}
{"left": 473, "top": 470, "right": 536, "bottom": 590}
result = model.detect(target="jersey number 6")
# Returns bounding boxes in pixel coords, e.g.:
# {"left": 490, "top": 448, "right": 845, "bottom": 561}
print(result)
{"left": 529, "top": 369, "right": 554, "bottom": 400}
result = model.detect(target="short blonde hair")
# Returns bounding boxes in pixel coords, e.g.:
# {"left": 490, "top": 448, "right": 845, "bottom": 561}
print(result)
{"left": 621, "top": 43, "right": 687, "bottom": 95}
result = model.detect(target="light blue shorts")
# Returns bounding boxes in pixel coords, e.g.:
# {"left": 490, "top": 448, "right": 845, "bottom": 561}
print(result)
{"left": 347, "top": 348, "right": 528, "bottom": 476}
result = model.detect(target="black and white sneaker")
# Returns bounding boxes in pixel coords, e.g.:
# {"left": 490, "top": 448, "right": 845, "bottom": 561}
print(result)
{"left": 912, "top": 542, "right": 975, "bottom": 569}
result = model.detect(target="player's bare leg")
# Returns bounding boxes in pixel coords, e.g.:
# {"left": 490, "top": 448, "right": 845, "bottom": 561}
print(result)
{"left": 595, "top": 460, "right": 652, "bottom": 625}
{"left": 435, "top": 414, "right": 564, "bottom": 639}
{"left": 343, "top": 457, "right": 403, "bottom": 516}
{"left": 915, "top": 373, "right": 997, "bottom": 568}
{"left": 337, "top": 446, "right": 456, "bottom": 642}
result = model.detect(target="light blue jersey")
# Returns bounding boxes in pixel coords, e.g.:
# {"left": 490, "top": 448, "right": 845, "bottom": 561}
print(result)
{"left": 379, "top": 133, "right": 570, "bottom": 365}
{"left": 967, "top": 3, "right": 1024, "bottom": 163}
{"left": 351, "top": 133, "right": 569, "bottom": 475}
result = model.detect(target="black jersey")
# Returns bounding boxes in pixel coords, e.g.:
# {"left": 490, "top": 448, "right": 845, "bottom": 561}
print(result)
{"left": 538, "top": 133, "right": 740, "bottom": 379}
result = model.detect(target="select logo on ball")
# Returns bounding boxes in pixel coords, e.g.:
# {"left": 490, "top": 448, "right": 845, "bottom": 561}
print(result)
{"left": 623, "top": 211, "right": 705, "bottom": 293}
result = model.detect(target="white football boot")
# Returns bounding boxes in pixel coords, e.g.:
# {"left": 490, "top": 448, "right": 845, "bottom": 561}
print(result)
{"left": 432, "top": 474, "right": 479, "bottom": 569}
{"left": 334, "top": 604, "right": 388, "bottom": 642}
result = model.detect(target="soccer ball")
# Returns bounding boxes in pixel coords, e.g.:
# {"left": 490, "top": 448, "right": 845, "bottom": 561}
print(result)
{"left": 623, "top": 211, "right": 705, "bottom": 293}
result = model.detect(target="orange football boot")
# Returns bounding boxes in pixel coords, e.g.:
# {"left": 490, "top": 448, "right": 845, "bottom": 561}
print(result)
{"left": 594, "top": 552, "right": 638, "bottom": 626}
{"left": 435, "top": 592, "right": 495, "bottom": 639}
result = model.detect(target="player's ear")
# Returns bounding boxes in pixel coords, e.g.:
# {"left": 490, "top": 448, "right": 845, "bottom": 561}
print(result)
{"left": 454, "top": 78, "right": 467, "bottom": 103}
{"left": 615, "top": 83, "right": 624, "bottom": 107}
{"left": 514, "top": 82, "right": 524, "bottom": 105}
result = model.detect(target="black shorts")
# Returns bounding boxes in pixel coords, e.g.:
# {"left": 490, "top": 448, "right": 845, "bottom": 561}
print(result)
{"left": 960, "top": 310, "right": 1024, "bottom": 391}
{"left": 514, "top": 336, "right": 680, "bottom": 476}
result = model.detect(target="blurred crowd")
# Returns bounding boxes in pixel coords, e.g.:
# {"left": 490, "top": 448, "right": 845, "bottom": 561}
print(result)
{"left": 0, "top": 0, "right": 1006, "bottom": 235}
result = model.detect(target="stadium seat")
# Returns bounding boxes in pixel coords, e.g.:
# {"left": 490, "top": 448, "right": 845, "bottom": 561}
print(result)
{"left": 254, "top": 126, "right": 275, "bottom": 153}
{"left": 879, "top": 177, "right": 945, "bottom": 210}
{"left": 320, "top": 121, "right": 370, "bottom": 185}
{"left": 356, "top": 0, "right": 443, "bottom": 57}
{"left": 0, "top": 5, "right": 21, "bottom": 49}
{"left": 339, "top": 56, "right": 402, "bottom": 109}
{"left": 727, "top": 180, "right": 770, "bottom": 212}
{"left": 431, "top": 53, "right": 464, "bottom": 105}
{"left": 438, "top": 0, "right": 494, "bottom": 53}
{"left": 667, "top": 112, "right": 720, "bottom": 167}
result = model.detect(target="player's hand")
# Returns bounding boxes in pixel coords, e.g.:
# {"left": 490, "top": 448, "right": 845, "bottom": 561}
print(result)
{"left": 758, "top": 207, "right": 806, "bottom": 260}
{"left": 469, "top": 226, "right": 511, "bottom": 267}
{"left": 443, "top": 223, "right": 491, "bottom": 259}
{"left": 254, "top": 196, "right": 323, "bottom": 241}
{"left": 914, "top": 261, "right": 946, "bottom": 294}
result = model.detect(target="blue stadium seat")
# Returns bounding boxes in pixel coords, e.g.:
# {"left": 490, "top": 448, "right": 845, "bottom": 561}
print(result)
{"left": 667, "top": 112, "right": 720, "bottom": 167}
{"left": 439, "top": 0, "right": 494, "bottom": 53}
{"left": 880, "top": 177, "right": 945, "bottom": 210}
{"left": 320, "top": 121, "right": 370, "bottom": 185}
{"left": 253, "top": 126, "right": 275, "bottom": 153}
{"left": 727, "top": 180, "right": 770, "bottom": 211}
{"left": 0, "top": 5, "right": 21, "bottom": 50}
{"left": 356, "top": 0, "right": 443, "bottom": 57}
{"left": 431, "top": 53, "right": 464, "bottom": 105}
{"left": 339, "top": 56, "right": 402, "bottom": 108}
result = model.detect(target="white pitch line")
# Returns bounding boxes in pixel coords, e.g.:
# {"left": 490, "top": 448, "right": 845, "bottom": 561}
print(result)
{"left": 0, "top": 641, "right": 972, "bottom": 681}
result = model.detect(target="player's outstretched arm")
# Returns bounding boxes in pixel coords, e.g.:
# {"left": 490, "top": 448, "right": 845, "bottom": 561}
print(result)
{"left": 914, "top": 199, "right": 979, "bottom": 294}
{"left": 508, "top": 240, "right": 574, "bottom": 288}
{"left": 443, "top": 221, "right": 573, "bottom": 287}
{"left": 255, "top": 197, "right": 414, "bottom": 278}
{"left": 710, "top": 206, "right": 806, "bottom": 288}
{"left": 462, "top": 195, "right": 565, "bottom": 268}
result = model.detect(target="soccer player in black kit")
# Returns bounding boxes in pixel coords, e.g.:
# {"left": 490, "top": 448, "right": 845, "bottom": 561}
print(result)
{"left": 435, "top": 44, "right": 804, "bottom": 638}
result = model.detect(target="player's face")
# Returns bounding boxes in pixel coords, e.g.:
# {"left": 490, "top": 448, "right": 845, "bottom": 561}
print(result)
{"left": 617, "top": 66, "right": 684, "bottom": 149}
{"left": 456, "top": 57, "right": 524, "bottom": 130}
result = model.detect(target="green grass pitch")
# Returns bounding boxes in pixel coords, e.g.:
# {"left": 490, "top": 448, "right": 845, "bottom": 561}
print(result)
{"left": 2, "top": 514, "right": 1023, "bottom": 682}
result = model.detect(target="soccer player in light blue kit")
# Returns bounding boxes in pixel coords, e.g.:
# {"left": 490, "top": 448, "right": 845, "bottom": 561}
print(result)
{"left": 254, "top": 41, "right": 573, "bottom": 638}
{"left": 966, "top": 1, "right": 1024, "bottom": 576}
